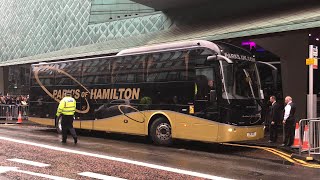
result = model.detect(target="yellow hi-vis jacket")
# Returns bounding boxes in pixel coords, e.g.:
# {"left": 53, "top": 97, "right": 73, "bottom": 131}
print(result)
{"left": 56, "top": 96, "right": 76, "bottom": 116}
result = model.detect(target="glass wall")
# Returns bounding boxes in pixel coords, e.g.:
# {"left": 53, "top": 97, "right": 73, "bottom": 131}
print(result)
{"left": 5, "top": 64, "right": 31, "bottom": 95}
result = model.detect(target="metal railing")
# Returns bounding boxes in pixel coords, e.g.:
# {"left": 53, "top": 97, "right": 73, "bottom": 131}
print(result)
{"left": 299, "top": 118, "right": 320, "bottom": 156}
{"left": 308, "top": 119, "right": 320, "bottom": 155}
{"left": 0, "top": 104, "right": 29, "bottom": 122}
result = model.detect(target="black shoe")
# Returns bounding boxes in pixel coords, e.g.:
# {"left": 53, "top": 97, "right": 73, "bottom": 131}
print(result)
{"left": 61, "top": 140, "right": 66, "bottom": 143}
{"left": 73, "top": 137, "right": 77, "bottom": 144}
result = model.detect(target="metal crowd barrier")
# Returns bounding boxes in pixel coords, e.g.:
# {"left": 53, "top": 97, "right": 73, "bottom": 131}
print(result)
{"left": 299, "top": 118, "right": 320, "bottom": 157}
{"left": 308, "top": 119, "right": 320, "bottom": 155}
{"left": 0, "top": 104, "right": 29, "bottom": 122}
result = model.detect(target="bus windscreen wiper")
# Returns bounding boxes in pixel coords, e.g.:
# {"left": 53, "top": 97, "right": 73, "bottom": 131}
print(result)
{"left": 243, "top": 69, "right": 256, "bottom": 99}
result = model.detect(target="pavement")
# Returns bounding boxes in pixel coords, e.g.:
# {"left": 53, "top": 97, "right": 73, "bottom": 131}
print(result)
{"left": 0, "top": 118, "right": 35, "bottom": 125}
{"left": 0, "top": 123, "right": 319, "bottom": 179}
{"left": 240, "top": 130, "right": 320, "bottom": 162}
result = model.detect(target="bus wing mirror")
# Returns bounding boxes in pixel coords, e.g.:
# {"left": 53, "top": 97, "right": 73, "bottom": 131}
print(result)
{"left": 210, "top": 90, "right": 217, "bottom": 103}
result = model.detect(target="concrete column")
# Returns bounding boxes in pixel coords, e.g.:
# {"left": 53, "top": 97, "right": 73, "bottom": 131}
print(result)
{"left": 253, "top": 32, "right": 309, "bottom": 120}
{"left": 0, "top": 67, "right": 4, "bottom": 95}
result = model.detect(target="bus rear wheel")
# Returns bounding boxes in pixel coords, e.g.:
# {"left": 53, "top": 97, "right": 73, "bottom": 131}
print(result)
{"left": 150, "top": 117, "right": 172, "bottom": 145}
{"left": 56, "top": 116, "right": 62, "bottom": 134}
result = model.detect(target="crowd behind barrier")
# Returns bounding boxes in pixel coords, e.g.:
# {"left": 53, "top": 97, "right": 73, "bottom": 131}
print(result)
{"left": 0, "top": 95, "right": 29, "bottom": 121}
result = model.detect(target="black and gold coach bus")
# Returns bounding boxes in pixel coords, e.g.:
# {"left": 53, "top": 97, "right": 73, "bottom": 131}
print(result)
{"left": 29, "top": 40, "right": 264, "bottom": 145}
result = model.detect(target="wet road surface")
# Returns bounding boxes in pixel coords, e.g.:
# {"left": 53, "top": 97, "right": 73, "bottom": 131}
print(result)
{"left": 0, "top": 124, "right": 319, "bottom": 179}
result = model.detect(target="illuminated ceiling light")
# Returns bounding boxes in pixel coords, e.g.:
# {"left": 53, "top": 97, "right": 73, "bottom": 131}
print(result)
{"left": 242, "top": 41, "right": 257, "bottom": 51}
{"left": 309, "top": 34, "right": 312, "bottom": 37}
{"left": 242, "top": 41, "right": 256, "bottom": 48}
{"left": 316, "top": 38, "right": 319, "bottom": 41}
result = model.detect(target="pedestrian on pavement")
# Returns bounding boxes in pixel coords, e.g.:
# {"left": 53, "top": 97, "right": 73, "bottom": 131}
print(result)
{"left": 56, "top": 92, "right": 78, "bottom": 144}
{"left": 5, "top": 96, "right": 12, "bottom": 105}
{"left": 0, "top": 95, "right": 6, "bottom": 104}
{"left": 268, "top": 96, "right": 282, "bottom": 143}
{"left": 282, "top": 96, "right": 296, "bottom": 147}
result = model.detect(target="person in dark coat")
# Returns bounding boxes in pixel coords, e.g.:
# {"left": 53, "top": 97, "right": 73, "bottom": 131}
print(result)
{"left": 282, "top": 96, "right": 296, "bottom": 147}
{"left": 268, "top": 96, "right": 283, "bottom": 143}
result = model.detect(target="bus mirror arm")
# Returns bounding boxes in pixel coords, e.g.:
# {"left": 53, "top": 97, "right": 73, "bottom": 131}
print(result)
{"left": 207, "top": 55, "right": 233, "bottom": 64}
{"left": 271, "top": 69, "right": 278, "bottom": 91}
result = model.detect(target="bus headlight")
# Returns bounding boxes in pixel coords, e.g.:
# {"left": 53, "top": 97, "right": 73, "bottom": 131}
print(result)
{"left": 228, "top": 128, "right": 236, "bottom": 132}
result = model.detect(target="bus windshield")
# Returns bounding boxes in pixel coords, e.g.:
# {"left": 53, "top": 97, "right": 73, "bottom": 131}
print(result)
{"left": 222, "top": 60, "right": 261, "bottom": 100}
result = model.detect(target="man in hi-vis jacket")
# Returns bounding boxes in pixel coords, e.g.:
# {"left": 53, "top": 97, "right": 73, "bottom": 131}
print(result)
{"left": 56, "top": 92, "right": 77, "bottom": 144}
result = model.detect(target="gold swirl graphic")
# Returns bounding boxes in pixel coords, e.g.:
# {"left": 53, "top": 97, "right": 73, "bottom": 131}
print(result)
{"left": 33, "top": 65, "right": 91, "bottom": 114}
{"left": 117, "top": 104, "right": 146, "bottom": 123}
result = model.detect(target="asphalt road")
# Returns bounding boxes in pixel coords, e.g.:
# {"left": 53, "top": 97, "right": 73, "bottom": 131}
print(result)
{"left": 0, "top": 123, "right": 319, "bottom": 180}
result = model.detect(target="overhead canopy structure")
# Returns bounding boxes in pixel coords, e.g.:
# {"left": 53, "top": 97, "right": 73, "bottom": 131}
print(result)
{"left": 1, "top": 5, "right": 320, "bottom": 66}
{"left": 131, "top": 0, "right": 307, "bottom": 10}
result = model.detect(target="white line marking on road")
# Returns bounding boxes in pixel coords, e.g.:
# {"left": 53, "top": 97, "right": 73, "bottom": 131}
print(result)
{"left": 0, "top": 136, "right": 232, "bottom": 180}
{"left": 7, "top": 158, "right": 50, "bottom": 167}
{"left": 79, "top": 172, "right": 126, "bottom": 180}
{"left": 15, "top": 169, "right": 73, "bottom": 180}
{"left": 0, "top": 166, "right": 73, "bottom": 180}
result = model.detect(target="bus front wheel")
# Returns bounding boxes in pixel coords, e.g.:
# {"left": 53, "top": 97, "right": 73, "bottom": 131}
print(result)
{"left": 150, "top": 117, "right": 172, "bottom": 145}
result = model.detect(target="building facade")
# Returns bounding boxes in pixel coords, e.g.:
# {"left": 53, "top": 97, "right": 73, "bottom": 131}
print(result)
{"left": 0, "top": 0, "right": 171, "bottom": 95}
{"left": 0, "top": 0, "right": 320, "bottom": 119}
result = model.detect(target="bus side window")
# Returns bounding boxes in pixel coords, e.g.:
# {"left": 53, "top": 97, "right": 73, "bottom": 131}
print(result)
{"left": 195, "top": 67, "right": 216, "bottom": 100}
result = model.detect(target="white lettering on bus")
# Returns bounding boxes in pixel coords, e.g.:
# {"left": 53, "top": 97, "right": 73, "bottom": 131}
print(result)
{"left": 225, "top": 53, "right": 255, "bottom": 62}
{"left": 53, "top": 88, "right": 140, "bottom": 100}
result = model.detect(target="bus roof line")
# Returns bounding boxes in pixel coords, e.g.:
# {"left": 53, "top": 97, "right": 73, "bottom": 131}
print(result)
{"left": 116, "top": 46, "right": 202, "bottom": 57}
{"left": 116, "top": 40, "right": 221, "bottom": 56}
{"left": 32, "top": 46, "right": 206, "bottom": 67}
{"left": 216, "top": 41, "right": 252, "bottom": 55}
{"left": 32, "top": 40, "right": 221, "bottom": 66}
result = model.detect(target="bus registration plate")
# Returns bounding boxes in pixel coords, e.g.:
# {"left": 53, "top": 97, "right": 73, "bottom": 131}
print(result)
{"left": 247, "top": 132, "right": 256, "bottom": 137}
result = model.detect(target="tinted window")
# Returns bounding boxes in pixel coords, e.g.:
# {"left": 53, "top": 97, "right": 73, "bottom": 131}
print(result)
{"left": 31, "top": 65, "right": 55, "bottom": 86}
{"left": 55, "top": 62, "right": 82, "bottom": 86}
{"left": 146, "top": 51, "right": 191, "bottom": 82}
{"left": 113, "top": 55, "right": 146, "bottom": 83}
{"left": 195, "top": 67, "right": 216, "bottom": 100}
{"left": 82, "top": 59, "right": 111, "bottom": 85}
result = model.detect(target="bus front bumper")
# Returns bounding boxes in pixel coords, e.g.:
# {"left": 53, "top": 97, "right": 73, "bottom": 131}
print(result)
{"left": 217, "top": 124, "right": 264, "bottom": 142}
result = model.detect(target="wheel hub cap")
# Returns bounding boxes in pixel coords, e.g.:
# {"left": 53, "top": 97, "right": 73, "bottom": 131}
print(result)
{"left": 156, "top": 123, "right": 171, "bottom": 140}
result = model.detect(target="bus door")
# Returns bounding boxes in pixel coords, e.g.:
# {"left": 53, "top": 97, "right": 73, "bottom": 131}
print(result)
{"left": 195, "top": 65, "right": 219, "bottom": 120}
{"left": 256, "top": 61, "right": 281, "bottom": 126}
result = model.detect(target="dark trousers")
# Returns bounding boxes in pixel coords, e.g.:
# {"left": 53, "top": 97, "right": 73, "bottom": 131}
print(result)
{"left": 284, "top": 120, "right": 295, "bottom": 146}
{"left": 269, "top": 124, "right": 278, "bottom": 142}
{"left": 61, "top": 115, "right": 77, "bottom": 141}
